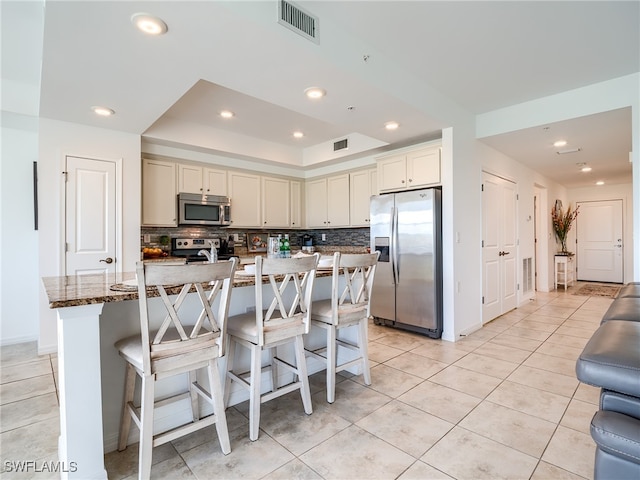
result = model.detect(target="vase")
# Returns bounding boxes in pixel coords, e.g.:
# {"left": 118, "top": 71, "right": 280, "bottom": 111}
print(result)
{"left": 560, "top": 239, "right": 567, "bottom": 254}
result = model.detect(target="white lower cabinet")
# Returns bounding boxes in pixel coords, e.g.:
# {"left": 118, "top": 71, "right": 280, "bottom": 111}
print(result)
{"left": 306, "top": 174, "right": 350, "bottom": 228}
{"left": 142, "top": 158, "right": 177, "bottom": 226}
{"left": 228, "top": 172, "right": 261, "bottom": 227}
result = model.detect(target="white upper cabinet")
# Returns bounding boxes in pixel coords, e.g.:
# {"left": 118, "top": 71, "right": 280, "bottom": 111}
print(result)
{"left": 349, "top": 168, "right": 377, "bottom": 227}
{"left": 178, "top": 164, "right": 227, "bottom": 196}
{"left": 378, "top": 145, "right": 441, "bottom": 192}
{"left": 142, "top": 158, "right": 177, "bottom": 227}
{"left": 290, "top": 180, "right": 302, "bottom": 229}
{"left": 306, "top": 174, "right": 350, "bottom": 228}
{"left": 261, "top": 176, "right": 290, "bottom": 228}
{"left": 228, "top": 172, "right": 261, "bottom": 227}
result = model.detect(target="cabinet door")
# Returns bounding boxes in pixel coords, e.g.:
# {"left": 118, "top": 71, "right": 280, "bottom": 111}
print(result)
{"left": 290, "top": 180, "right": 302, "bottom": 228}
{"left": 378, "top": 155, "right": 407, "bottom": 192}
{"left": 228, "top": 172, "right": 261, "bottom": 227}
{"left": 305, "top": 178, "right": 328, "bottom": 228}
{"left": 142, "top": 159, "right": 177, "bottom": 226}
{"left": 350, "top": 169, "right": 373, "bottom": 227}
{"left": 262, "top": 177, "right": 290, "bottom": 228}
{"left": 327, "top": 174, "right": 350, "bottom": 227}
{"left": 177, "top": 164, "right": 204, "bottom": 194}
{"left": 407, "top": 147, "right": 441, "bottom": 188}
{"left": 204, "top": 168, "right": 227, "bottom": 196}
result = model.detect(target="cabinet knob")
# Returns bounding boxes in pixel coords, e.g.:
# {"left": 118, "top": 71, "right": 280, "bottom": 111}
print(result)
{"left": 401, "top": 180, "right": 405, "bottom": 184}
{"left": 408, "top": 178, "right": 413, "bottom": 183}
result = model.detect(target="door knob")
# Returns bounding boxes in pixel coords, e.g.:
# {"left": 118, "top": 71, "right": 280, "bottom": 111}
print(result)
{"left": 100, "top": 257, "right": 114, "bottom": 264}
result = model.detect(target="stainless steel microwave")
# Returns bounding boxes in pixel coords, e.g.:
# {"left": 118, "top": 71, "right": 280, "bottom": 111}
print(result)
{"left": 177, "top": 193, "right": 231, "bottom": 226}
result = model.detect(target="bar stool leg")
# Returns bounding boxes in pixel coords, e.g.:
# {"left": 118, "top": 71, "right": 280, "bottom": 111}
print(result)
{"left": 118, "top": 363, "right": 136, "bottom": 451}
{"left": 208, "top": 359, "right": 231, "bottom": 454}
{"left": 138, "top": 375, "right": 155, "bottom": 480}
{"left": 249, "top": 344, "right": 262, "bottom": 441}
{"left": 295, "top": 335, "right": 313, "bottom": 414}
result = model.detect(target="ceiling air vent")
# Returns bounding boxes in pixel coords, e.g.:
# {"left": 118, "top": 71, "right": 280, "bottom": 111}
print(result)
{"left": 278, "top": 0, "right": 319, "bottom": 44}
{"left": 334, "top": 138, "right": 348, "bottom": 152}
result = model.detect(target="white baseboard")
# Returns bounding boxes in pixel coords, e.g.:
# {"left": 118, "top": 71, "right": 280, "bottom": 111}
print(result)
{"left": 0, "top": 334, "right": 38, "bottom": 347}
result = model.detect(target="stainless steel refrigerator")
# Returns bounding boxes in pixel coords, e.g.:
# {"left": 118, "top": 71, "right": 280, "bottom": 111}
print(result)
{"left": 370, "top": 188, "right": 443, "bottom": 338}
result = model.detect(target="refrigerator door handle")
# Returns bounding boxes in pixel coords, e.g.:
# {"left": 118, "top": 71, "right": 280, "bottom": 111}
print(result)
{"left": 390, "top": 206, "right": 397, "bottom": 285}
{"left": 392, "top": 205, "right": 400, "bottom": 283}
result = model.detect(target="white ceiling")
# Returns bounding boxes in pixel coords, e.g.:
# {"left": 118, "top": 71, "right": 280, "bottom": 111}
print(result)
{"left": 4, "top": 1, "right": 639, "bottom": 187}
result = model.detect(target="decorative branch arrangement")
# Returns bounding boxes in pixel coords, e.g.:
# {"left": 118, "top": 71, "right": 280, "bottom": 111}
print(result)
{"left": 552, "top": 202, "right": 579, "bottom": 254}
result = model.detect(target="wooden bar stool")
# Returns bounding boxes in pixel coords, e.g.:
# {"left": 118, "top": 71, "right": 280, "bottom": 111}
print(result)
{"left": 115, "top": 259, "right": 237, "bottom": 479}
{"left": 224, "top": 253, "right": 319, "bottom": 441}
{"left": 306, "top": 251, "right": 379, "bottom": 403}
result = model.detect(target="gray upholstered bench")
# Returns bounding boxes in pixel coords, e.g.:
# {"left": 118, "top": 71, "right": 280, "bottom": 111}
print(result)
{"left": 576, "top": 320, "right": 640, "bottom": 479}
{"left": 601, "top": 297, "right": 640, "bottom": 323}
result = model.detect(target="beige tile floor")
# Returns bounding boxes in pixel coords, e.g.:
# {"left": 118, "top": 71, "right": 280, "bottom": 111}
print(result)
{"left": 1, "top": 285, "right": 610, "bottom": 479}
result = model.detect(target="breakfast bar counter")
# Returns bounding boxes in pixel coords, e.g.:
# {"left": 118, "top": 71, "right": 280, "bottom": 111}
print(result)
{"left": 41, "top": 264, "right": 335, "bottom": 480}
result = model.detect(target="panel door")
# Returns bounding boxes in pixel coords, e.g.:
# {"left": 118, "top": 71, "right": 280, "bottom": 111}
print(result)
{"left": 577, "top": 200, "right": 623, "bottom": 282}
{"left": 65, "top": 156, "right": 117, "bottom": 275}
{"left": 482, "top": 172, "right": 517, "bottom": 323}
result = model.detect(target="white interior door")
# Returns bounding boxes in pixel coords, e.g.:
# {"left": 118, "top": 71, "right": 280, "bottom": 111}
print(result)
{"left": 576, "top": 200, "right": 623, "bottom": 282}
{"left": 482, "top": 172, "right": 518, "bottom": 323}
{"left": 65, "top": 156, "right": 117, "bottom": 275}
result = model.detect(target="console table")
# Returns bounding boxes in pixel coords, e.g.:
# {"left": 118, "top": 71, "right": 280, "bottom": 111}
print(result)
{"left": 554, "top": 254, "right": 575, "bottom": 290}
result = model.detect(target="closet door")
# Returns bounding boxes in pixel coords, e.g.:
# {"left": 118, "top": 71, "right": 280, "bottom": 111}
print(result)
{"left": 482, "top": 172, "right": 517, "bottom": 323}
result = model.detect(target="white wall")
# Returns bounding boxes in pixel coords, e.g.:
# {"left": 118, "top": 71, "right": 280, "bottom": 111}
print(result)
{"left": 37, "top": 119, "right": 141, "bottom": 353}
{"left": 1, "top": 113, "right": 40, "bottom": 345}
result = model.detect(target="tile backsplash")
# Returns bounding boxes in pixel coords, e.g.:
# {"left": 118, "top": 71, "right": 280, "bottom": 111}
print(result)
{"left": 140, "top": 227, "right": 370, "bottom": 249}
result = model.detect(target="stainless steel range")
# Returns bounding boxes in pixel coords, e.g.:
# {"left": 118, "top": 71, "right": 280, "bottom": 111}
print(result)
{"left": 171, "top": 237, "right": 235, "bottom": 263}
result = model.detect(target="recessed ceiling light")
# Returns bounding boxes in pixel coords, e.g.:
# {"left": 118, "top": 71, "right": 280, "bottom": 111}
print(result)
{"left": 596, "top": 181, "right": 605, "bottom": 186}
{"left": 384, "top": 121, "right": 399, "bottom": 130}
{"left": 219, "top": 110, "right": 234, "bottom": 119}
{"left": 553, "top": 140, "right": 567, "bottom": 147}
{"left": 91, "top": 106, "right": 115, "bottom": 116}
{"left": 293, "top": 131, "right": 304, "bottom": 138}
{"left": 304, "top": 87, "right": 326, "bottom": 99}
{"left": 581, "top": 166, "right": 592, "bottom": 172}
{"left": 131, "top": 13, "right": 168, "bottom": 35}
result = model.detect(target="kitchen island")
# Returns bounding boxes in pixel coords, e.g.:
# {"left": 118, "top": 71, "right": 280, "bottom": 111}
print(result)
{"left": 41, "top": 265, "right": 336, "bottom": 480}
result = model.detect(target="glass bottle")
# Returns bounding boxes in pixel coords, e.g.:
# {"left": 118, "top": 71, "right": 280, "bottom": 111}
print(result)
{"left": 283, "top": 234, "right": 291, "bottom": 258}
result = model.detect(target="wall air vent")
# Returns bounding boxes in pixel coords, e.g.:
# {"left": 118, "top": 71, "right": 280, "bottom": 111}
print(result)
{"left": 278, "top": 0, "right": 319, "bottom": 44}
{"left": 522, "top": 257, "right": 533, "bottom": 294}
{"left": 334, "top": 138, "right": 348, "bottom": 152}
